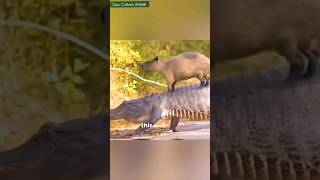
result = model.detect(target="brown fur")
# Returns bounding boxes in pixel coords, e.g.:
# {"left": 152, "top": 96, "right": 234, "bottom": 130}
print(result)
{"left": 213, "top": 0, "right": 320, "bottom": 77}
{"left": 142, "top": 52, "right": 210, "bottom": 91}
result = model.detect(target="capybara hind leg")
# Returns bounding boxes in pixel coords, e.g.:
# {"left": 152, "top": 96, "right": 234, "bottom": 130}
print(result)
{"left": 275, "top": 30, "right": 307, "bottom": 78}
{"left": 197, "top": 74, "right": 206, "bottom": 87}
{"left": 204, "top": 74, "right": 210, "bottom": 86}
{"left": 301, "top": 49, "right": 320, "bottom": 77}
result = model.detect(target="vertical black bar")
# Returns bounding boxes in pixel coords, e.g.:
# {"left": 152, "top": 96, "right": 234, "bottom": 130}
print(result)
{"left": 101, "top": 0, "right": 110, "bottom": 179}
{"left": 210, "top": 0, "right": 214, "bottom": 179}
{"left": 107, "top": 1, "right": 111, "bottom": 179}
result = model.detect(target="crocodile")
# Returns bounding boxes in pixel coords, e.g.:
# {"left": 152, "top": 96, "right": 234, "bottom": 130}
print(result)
{"left": 212, "top": 67, "right": 320, "bottom": 180}
{"left": 0, "top": 112, "right": 108, "bottom": 180}
{"left": 110, "top": 84, "right": 210, "bottom": 134}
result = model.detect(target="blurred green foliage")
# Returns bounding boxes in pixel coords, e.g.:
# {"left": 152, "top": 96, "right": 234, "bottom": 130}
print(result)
{"left": 110, "top": 40, "right": 210, "bottom": 108}
{"left": 0, "top": 0, "right": 105, "bottom": 151}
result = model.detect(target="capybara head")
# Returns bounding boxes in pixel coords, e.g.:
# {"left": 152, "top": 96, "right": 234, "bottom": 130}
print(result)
{"left": 141, "top": 56, "right": 165, "bottom": 72}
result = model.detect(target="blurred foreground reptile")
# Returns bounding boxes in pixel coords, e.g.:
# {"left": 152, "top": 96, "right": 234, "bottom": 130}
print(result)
{"left": 0, "top": 113, "right": 108, "bottom": 180}
{"left": 212, "top": 68, "right": 320, "bottom": 180}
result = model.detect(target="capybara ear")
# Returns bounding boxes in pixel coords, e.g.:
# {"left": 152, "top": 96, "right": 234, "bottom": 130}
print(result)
{"left": 154, "top": 56, "right": 159, "bottom": 61}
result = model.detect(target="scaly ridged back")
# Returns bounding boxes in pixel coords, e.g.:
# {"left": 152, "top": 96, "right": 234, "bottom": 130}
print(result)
{"left": 159, "top": 85, "right": 210, "bottom": 120}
